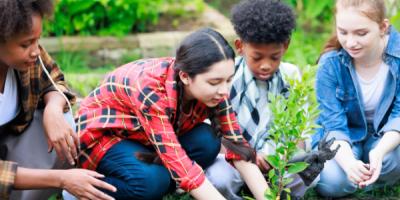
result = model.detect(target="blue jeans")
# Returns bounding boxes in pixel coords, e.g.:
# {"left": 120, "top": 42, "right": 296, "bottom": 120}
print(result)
{"left": 97, "top": 123, "right": 221, "bottom": 200}
{"left": 316, "top": 134, "right": 400, "bottom": 198}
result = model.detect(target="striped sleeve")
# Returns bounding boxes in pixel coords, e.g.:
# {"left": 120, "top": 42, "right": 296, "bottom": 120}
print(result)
{"left": 0, "top": 161, "right": 18, "bottom": 199}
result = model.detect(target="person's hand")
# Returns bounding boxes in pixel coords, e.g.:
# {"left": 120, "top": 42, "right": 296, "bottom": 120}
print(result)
{"left": 43, "top": 104, "right": 79, "bottom": 166}
{"left": 359, "top": 149, "right": 384, "bottom": 187}
{"left": 342, "top": 159, "right": 372, "bottom": 186}
{"left": 60, "top": 169, "right": 117, "bottom": 200}
{"left": 256, "top": 153, "right": 271, "bottom": 173}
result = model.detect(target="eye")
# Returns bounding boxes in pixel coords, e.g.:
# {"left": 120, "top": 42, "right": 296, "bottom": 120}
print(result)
{"left": 20, "top": 41, "right": 32, "bottom": 49}
{"left": 357, "top": 31, "right": 368, "bottom": 36}
{"left": 251, "top": 56, "right": 261, "bottom": 61}
{"left": 208, "top": 81, "right": 220, "bottom": 86}
{"left": 20, "top": 43, "right": 30, "bottom": 49}
{"left": 338, "top": 30, "right": 347, "bottom": 35}
{"left": 271, "top": 56, "right": 281, "bottom": 61}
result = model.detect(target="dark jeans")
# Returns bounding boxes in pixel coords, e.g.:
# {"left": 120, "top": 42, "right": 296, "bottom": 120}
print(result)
{"left": 97, "top": 123, "right": 221, "bottom": 200}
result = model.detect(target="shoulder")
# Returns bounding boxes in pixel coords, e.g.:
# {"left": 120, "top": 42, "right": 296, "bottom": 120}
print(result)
{"left": 279, "top": 62, "right": 301, "bottom": 80}
{"left": 112, "top": 57, "right": 175, "bottom": 81}
{"left": 318, "top": 50, "right": 341, "bottom": 66}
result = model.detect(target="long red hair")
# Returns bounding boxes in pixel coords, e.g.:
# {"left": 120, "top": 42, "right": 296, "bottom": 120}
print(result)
{"left": 319, "top": 0, "right": 387, "bottom": 61}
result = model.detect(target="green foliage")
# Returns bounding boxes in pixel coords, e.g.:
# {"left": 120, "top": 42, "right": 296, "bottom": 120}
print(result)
{"left": 265, "top": 65, "right": 320, "bottom": 200}
{"left": 44, "top": 0, "right": 205, "bottom": 36}
{"left": 284, "top": 0, "right": 334, "bottom": 33}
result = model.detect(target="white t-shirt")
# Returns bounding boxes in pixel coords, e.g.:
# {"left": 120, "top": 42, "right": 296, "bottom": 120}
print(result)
{"left": 0, "top": 68, "right": 19, "bottom": 126}
{"left": 356, "top": 63, "right": 389, "bottom": 123}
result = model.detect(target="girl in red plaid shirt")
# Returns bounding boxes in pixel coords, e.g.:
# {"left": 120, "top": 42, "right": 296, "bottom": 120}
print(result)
{"left": 77, "top": 28, "right": 269, "bottom": 199}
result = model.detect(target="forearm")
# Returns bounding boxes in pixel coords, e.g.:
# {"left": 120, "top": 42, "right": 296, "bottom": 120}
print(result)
{"left": 331, "top": 140, "right": 356, "bottom": 168}
{"left": 44, "top": 91, "right": 66, "bottom": 111}
{"left": 14, "top": 167, "right": 62, "bottom": 190}
{"left": 373, "top": 131, "right": 400, "bottom": 156}
{"left": 234, "top": 160, "right": 269, "bottom": 200}
{"left": 189, "top": 178, "right": 225, "bottom": 200}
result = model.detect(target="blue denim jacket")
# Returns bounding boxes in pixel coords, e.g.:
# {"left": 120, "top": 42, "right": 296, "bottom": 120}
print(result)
{"left": 312, "top": 26, "right": 400, "bottom": 148}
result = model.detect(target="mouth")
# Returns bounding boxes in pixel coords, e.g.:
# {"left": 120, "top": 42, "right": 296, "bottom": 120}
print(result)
{"left": 257, "top": 73, "right": 272, "bottom": 80}
{"left": 347, "top": 48, "right": 362, "bottom": 55}
{"left": 211, "top": 98, "right": 222, "bottom": 104}
{"left": 25, "top": 61, "right": 36, "bottom": 67}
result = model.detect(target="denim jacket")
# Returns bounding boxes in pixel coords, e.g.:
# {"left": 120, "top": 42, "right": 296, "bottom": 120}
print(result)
{"left": 312, "top": 26, "right": 400, "bottom": 148}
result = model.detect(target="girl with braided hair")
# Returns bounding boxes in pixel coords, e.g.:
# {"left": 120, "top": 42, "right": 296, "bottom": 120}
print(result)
{"left": 76, "top": 28, "right": 269, "bottom": 200}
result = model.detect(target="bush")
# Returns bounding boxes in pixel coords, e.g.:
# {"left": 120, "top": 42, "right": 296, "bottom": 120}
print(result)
{"left": 44, "top": 0, "right": 204, "bottom": 36}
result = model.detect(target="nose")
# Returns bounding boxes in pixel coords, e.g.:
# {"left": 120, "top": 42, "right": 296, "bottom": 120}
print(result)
{"left": 30, "top": 42, "right": 40, "bottom": 58}
{"left": 260, "top": 63, "right": 270, "bottom": 71}
{"left": 346, "top": 35, "right": 358, "bottom": 48}
{"left": 217, "top": 82, "right": 230, "bottom": 96}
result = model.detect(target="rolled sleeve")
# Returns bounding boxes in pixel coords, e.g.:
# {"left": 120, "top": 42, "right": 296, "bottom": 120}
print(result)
{"left": 381, "top": 117, "right": 400, "bottom": 134}
{"left": 326, "top": 130, "right": 351, "bottom": 144}
{"left": 0, "top": 161, "right": 18, "bottom": 200}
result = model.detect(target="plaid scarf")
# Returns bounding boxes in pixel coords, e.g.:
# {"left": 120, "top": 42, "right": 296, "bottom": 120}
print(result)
{"left": 230, "top": 57, "right": 290, "bottom": 153}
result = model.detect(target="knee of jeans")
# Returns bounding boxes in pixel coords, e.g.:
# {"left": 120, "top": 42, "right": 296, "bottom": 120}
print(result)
{"left": 316, "top": 170, "right": 356, "bottom": 198}
{"left": 193, "top": 125, "right": 221, "bottom": 167}
{"left": 380, "top": 149, "right": 400, "bottom": 179}
{"left": 125, "top": 166, "right": 171, "bottom": 200}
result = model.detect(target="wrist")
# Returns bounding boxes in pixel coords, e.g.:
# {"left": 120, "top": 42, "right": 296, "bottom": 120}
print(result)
{"left": 338, "top": 156, "right": 357, "bottom": 171}
{"left": 370, "top": 148, "right": 385, "bottom": 159}
{"left": 55, "top": 170, "right": 66, "bottom": 189}
{"left": 45, "top": 101, "right": 63, "bottom": 113}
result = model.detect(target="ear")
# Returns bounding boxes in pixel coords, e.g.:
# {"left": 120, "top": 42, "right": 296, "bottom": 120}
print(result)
{"left": 234, "top": 38, "right": 244, "bottom": 55}
{"left": 380, "top": 19, "right": 390, "bottom": 36}
{"left": 179, "top": 71, "right": 190, "bottom": 85}
{"left": 283, "top": 39, "right": 290, "bottom": 52}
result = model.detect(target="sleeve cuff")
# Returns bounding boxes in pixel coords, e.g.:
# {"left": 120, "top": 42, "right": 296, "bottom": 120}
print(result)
{"left": 0, "top": 161, "right": 18, "bottom": 199}
{"left": 177, "top": 163, "right": 205, "bottom": 192}
{"left": 380, "top": 117, "right": 400, "bottom": 135}
{"left": 325, "top": 130, "right": 351, "bottom": 145}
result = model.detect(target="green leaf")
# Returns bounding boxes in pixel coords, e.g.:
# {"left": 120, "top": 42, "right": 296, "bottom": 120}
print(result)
{"left": 282, "top": 177, "right": 294, "bottom": 187}
{"left": 287, "top": 162, "right": 309, "bottom": 174}
{"left": 266, "top": 155, "right": 280, "bottom": 169}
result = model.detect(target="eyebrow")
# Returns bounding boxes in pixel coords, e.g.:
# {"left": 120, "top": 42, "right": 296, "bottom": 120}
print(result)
{"left": 208, "top": 74, "right": 235, "bottom": 81}
{"left": 337, "top": 27, "right": 368, "bottom": 32}
{"left": 253, "top": 50, "right": 282, "bottom": 56}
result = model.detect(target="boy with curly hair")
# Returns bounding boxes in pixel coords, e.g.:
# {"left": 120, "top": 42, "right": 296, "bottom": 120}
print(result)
{"left": 205, "top": 0, "right": 308, "bottom": 199}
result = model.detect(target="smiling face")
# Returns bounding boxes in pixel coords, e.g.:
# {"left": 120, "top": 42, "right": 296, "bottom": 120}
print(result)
{"left": 335, "top": 6, "right": 388, "bottom": 60}
{"left": 0, "top": 14, "right": 42, "bottom": 71}
{"left": 235, "top": 39, "right": 288, "bottom": 81}
{"left": 180, "top": 59, "right": 235, "bottom": 107}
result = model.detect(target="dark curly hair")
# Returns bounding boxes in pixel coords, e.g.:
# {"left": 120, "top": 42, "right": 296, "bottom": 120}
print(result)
{"left": 231, "top": 0, "right": 296, "bottom": 44}
{"left": 0, "top": 0, "right": 53, "bottom": 42}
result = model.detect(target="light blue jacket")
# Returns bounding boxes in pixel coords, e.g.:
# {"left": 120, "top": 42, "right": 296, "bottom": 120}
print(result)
{"left": 312, "top": 26, "right": 400, "bottom": 148}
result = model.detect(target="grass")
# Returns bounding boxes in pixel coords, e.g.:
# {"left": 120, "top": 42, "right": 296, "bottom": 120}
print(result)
{"left": 162, "top": 183, "right": 400, "bottom": 200}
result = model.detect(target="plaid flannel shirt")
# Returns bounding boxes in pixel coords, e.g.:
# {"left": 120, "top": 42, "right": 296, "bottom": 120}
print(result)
{"left": 77, "top": 57, "right": 248, "bottom": 191}
{"left": 0, "top": 45, "right": 76, "bottom": 135}
{"left": 0, "top": 46, "right": 75, "bottom": 199}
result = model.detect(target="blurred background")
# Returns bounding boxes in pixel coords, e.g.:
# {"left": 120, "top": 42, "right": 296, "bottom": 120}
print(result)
{"left": 42, "top": 0, "right": 400, "bottom": 98}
